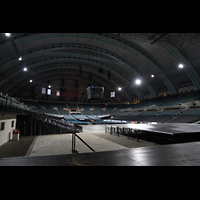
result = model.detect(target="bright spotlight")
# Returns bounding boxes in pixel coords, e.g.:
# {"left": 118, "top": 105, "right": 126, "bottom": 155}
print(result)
{"left": 135, "top": 79, "right": 141, "bottom": 85}
{"left": 30, "top": 80, "right": 33, "bottom": 82}
{"left": 178, "top": 64, "right": 184, "bottom": 69}
{"left": 5, "top": 33, "right": 11, "bottom": 37}
{"left": 118, "top": 87, "right": 122, "bottom": 91}
{"left": 23, "top": 67, "right": 27, "bottom": 71}
{"left": 19, "top": 56, "right": 22, "bottom": 61}
{"left": 48, "top": 85, "right": 51, "bottom": 88}
{"left": 151, "top": 74, "right": 154, "bottom": 78}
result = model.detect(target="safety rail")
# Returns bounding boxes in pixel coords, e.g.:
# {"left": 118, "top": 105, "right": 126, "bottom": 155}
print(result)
{"left": 72, "top": 132, "right": 95, "bottom": 153}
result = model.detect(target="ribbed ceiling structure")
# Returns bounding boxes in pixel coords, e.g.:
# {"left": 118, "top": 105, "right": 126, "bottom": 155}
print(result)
{"left": 1, "top": 33, "right": 200, "bottom": 102}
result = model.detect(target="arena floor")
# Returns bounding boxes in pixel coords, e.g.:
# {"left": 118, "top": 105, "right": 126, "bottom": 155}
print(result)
{"left": 0, "top": 125, "right": 154, "bottom": 158}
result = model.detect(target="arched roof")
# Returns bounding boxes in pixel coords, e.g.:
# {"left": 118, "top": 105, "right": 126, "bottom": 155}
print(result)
{"left": 1, "top": 33, "right": 200, "bottom": 102}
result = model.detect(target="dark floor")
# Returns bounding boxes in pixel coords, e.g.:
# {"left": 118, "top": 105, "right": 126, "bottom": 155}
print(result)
{"left": 0, "top": 136, "right": 36, "bottom": 158}
{"left": 1, "top": 141, "right": 200, "bottom": 166}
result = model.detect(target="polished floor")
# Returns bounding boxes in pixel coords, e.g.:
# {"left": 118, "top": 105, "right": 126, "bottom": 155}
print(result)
{"left": 1, "top": 123, "right": 200, "bottom": 166}
{"left": 0, "top": 124, "right": 154, "bottom": 158}
{"left": 1, "top": 141, "right": 200, "bottom": 166}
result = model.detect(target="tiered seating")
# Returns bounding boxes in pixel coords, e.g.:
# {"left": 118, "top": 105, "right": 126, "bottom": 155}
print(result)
{"left": 101, "top": 104, "right": 119, "bottom": 115}
{"left": 161, "top": 95, "right": 191, "bottom": 106}
{"left": 67, "top": 103, "right": 78, "bottom": 110}
{"left": 184, "top": 93, "right": 200, "bottom": 103}
{"left": 14, "top": 90, "right": 200, "bottom": 124}
{"left": 63, "top": 115, "right": 75, "bottom": 121}
{"left": 166, "top": 109, "right": 200, "bottom": 123}
{"left": 92, "top": 104, "right": 105, "bottom": 115}
{"left": 37, "top": 101, "right": 58, "bottom": 114}
{"left": 78, "top": 104, "right": 92, "bottom": 115}
{"left": 22, "top": 99, "right": 49, "bottom": 113}
{"left": 166, "top": 114, "right": 200, "bottom": 123}
{"left": 71, "top": 114, "right": 89, "bottom": 120}
{"left": 50, "top": 102, "right": 69, "bottom": 115}
{"left": 150, "top": 97, "right": 170, "bottom": 106}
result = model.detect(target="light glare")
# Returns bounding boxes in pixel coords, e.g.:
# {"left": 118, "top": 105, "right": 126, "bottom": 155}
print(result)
{"left": 5, "top": 33, "right": 11, "bottom": 37}
{"left": 135, "top": 79, "right": 141, "bottom": 85}
{"left": 178, "top": 64, "right": 184, "bottom": 68}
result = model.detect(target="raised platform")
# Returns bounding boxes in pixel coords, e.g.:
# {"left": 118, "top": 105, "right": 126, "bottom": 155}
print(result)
{"left": 1, "top": 141, "right": 200, "bottom": 166}
{"left": 106, "top": 123, "right": 200, "bottom": 134}
{"left": 105, "top": 123, "right": 200, "bottom": 144}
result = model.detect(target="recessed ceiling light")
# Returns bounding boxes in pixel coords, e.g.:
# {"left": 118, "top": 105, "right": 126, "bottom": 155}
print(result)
{"left": 23, "top": 67, "right": 27, "bottom": 71}
{"left": 151, "top": 74, "right": 154, "bottom": 78}
{"left": 118, "top": 87, "right": 122, "bottom": 91}
{"left": 19, "top": 56, "right": 22, "bottom": 61}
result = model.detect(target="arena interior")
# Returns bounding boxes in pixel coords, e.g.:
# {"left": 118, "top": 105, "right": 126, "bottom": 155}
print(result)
{"left": 1, "top": 33, "right": 200, "bottom": 166}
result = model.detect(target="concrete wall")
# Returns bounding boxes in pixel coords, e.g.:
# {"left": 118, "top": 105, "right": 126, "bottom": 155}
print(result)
{"left": 0, "top": 114, "right": 16, "bottom": 146}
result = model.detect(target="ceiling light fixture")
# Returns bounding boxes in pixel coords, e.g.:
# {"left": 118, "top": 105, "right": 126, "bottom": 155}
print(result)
{"left": 23, "top": 67, "right": 27, "bottom": 71}
{"left": 135, "top": 79, "right": 141, "bottom": 85}
{"left": 178, "top": 64, "right": 184, "bottom": 69}
{"left": 5, "top": 33, "right": 11, "bottom": 37}
{"left": 118, "top": 87, "right": 122, "bottom": 91}
{"left": 19, "top": 56, "right": 22, "bottom": 61}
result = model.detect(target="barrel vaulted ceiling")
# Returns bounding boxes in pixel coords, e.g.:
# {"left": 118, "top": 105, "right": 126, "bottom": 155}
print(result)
{"left": 1, "top": 33, "right": 200, "bottom": 102}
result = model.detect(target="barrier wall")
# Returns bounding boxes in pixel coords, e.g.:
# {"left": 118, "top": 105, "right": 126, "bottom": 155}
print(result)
{"left": 0, "top": 114, "right": 16, "bottom": 146}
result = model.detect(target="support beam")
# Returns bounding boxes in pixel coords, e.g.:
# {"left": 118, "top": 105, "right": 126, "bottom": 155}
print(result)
{"left": 151, "top": 33, "right": 168, "bottom": 45}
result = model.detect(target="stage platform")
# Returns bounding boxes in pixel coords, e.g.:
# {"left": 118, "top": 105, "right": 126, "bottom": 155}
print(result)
{"left": 1, "top": 141, "right": 200, "bottom": 166}
{"left": 105, "top": 123, "right": 200, "bottom": 144}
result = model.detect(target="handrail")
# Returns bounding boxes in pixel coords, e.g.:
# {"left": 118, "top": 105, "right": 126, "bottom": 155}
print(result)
{"left": 72, "top": 132, "right": 95, "bottom": 153}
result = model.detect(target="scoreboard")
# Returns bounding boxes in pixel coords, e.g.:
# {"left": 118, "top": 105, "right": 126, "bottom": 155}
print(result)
{"left": 87, "top": 86, "right": 104, "bottom": 99}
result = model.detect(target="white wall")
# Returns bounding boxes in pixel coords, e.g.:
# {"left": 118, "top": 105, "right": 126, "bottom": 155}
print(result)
{"left": 0, "top": 116, "right": 16, "bottom": 147}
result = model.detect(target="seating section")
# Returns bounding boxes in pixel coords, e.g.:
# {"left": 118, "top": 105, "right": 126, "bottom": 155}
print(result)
{"left": 50, "top": 102, "right": 69, "bottom": 115}
{"left": 71, "top": 114, "right": 89, "bottom": 120}
{"left": 161, "top": 95, "right": 189, "bottom": 106}
{"left": 166, "top": 109, "right": 200, "bottom": 123}
{"left": 92, "top": 104, "right": 105, "bottom": 115}
{"left": 14, "top": 90, "right": 200, "bottom": 124}
{"left": 101, "top": 104, "right": 121, "bottom": 115}
{"left": 78, "top": 104, "right": 92, "bottom": 115}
